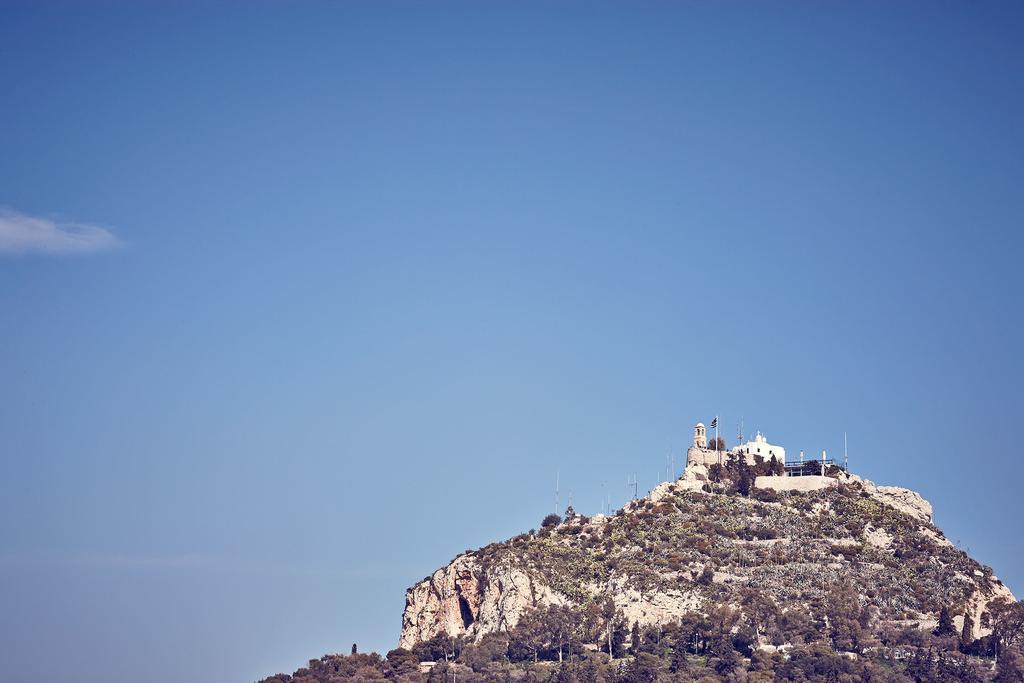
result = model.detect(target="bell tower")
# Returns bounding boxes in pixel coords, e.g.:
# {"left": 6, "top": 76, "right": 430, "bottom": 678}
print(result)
{"left": 693, "top": 423, "right": 707, "bottom": 449}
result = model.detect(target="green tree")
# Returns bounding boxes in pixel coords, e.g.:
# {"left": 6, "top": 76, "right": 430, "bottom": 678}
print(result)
{"left": 711, "top": 637, "right": 741, "bottom": 675}
{"left": 549, "top": 663, "right": 578, "bottom": 683}
{"left": 992, "top": 599, "right": 1024, "bottom": 656}
{"left": 935, "top": 606, "right": 957, "bottom": 637}
{"left": 938, "top": 651, "right": 984, "bottom": 683}
{"left": 549, "top": 605, "right": 585, "bottom": 663}
{"left": 824, "top": 582, "right": 873, "bottom": 653}
{"left": 596, "top": 597, "right": 627, "bottom": 659}
{"left": 385, "top": 648, "right": 421, "bottom": 678}
{"left": 741, "top": 588, "right": 782, "bottom": 645}
{"left": 675, "top": 612, "right": 710, "bottom": 656}
{"left": 995, "top": 647, "right": 1024, "bottom": 683}
{"left": 668, "top": 641, "right": 689, "bottom": 674}
{"left": 620, "top": 652, "right": 663, "bottom": 683}
{"left": 508, "top": 607, "right": 548, "bottom": 662}
{"left": 508, "top": 604, "right": 586, "bottom": 663}
{"left": 459, "top": 632, "right": 508, "bottom": 672}
{"left": 961, "top": 611, "right": 975, "bottom": 646}
{"left": 578, "top": 656, "right": 613, "bottom": 683}
{"left": 611, "top": 617, "right": 628, "bottom": 659}
{"left": 413, "top": 632, "right": 462, "bottom": 663}
{"left": 906, "top": 646, "right": 936, "bottom": 682}
{"left": 778, "top": 604, "right": 816, "bottom": 645}
{"left": 705, "top": 603, "right": 739, "bottom": 642}
{"left": 737, "top": 469, "right": 754, "bottom": 496}
{"left": 426, "top": 659, "right": 449, "bottom": 683}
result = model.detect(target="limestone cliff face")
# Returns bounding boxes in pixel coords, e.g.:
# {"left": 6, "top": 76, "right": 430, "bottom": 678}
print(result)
{"left": 399, "top": 552, "right": 566, "bottom": 649}
{"left": 399, "top": 465, "right": 1013, "bottom": 649}
{"left": 399, "top": 532, "right": 705, "bottom": 650}
{"left": 870, "top": 485, "right": 933, "bottom": 524}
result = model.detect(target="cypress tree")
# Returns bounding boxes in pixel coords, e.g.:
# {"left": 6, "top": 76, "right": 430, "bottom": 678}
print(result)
{"left": 936, "top": 607, "right": 957, "bottom": 636}
{"left": 962, "top": 612, "right": 975, "bottom": 646}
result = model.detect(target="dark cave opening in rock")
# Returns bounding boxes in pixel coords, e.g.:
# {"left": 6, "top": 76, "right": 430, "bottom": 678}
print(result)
{"left": 457, "top": 595, "right": 475, "bottom": 629}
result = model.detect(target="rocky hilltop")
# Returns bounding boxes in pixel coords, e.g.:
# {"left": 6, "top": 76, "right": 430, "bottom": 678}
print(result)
{"left": 261, "top": 460, "right": 1024, "bottom": 682}
{"left": 400, "top": 464, "right": 1013, "bottom": 651}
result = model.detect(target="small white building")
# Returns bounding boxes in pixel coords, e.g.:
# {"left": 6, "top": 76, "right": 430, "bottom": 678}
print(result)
{"left": 733, "top": 431, "right": 786, "bottom": 464}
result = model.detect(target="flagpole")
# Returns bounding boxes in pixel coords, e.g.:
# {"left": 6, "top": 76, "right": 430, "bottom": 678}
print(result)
{"left": 716, "top": 415, "right": 720, "bottom": 466}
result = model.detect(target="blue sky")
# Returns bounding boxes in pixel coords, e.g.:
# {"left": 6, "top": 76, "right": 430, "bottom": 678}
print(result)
{"left": 1, "top": 2, "right": 1022, "bottom": 681}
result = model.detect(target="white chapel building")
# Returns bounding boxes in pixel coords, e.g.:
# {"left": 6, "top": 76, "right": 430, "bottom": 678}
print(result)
{"left": 686, "top": 423, "right": 786, "bottom": 467}
{"left": 734, "top": 431, "right": 786, "bottom": 463}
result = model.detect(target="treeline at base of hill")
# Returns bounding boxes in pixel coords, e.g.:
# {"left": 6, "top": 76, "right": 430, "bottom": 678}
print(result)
{"left": 260, "top": 598, "right": 1024, "bottom": 683}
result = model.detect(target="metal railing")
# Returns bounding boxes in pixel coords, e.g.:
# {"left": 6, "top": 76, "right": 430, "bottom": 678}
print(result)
{"left": 783, "top": 459, "right": 847, "bottom": 477}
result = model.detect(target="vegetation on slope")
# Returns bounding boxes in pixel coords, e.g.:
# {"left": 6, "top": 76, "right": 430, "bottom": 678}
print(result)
{"left": 261, "top": 459, "right": 1024, "bottom": 682}
{"left": 470, "top": 467, "right": 1003, "bottom": 628}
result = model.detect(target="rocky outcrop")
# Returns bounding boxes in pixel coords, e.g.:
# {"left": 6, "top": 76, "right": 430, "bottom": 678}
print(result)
{"left": 651, "top": 463, "right": 709, "bottom": 500}
{"left": 399, "top": 552, "right": 565, "bottom": 649}
{"left": 399, "top": 464, "right": 1012, "bottom": 649}
{"left": 963, "top": 576, "right": 1016, "bottom": 637}
{"left": 872, "top": 485, "right": 933, "bottom": 524}
{"left": 606, "top": 574, "right": 703, "bottom": 627}
{"left": 843, "top": 472, "right": 934, "bottom": 523}
{"left": 400, "top": 533, "right": 707, "bottom": 649}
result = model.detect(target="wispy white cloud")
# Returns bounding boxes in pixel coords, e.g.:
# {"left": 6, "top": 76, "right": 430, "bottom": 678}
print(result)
{"left": 0, "top": 207, "right": 121, "bottom": 255}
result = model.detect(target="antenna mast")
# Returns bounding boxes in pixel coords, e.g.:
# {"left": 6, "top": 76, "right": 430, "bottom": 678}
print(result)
{"left": 844, "top": 432, "right": 848, "bottom": 472}
{"left": 555, "top": 470, "right": 559, "bottom": 515}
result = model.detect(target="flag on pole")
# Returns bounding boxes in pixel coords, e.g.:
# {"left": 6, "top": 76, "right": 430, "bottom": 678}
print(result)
{"left": 710, "top": 417, "right": 717, "bottom": 429}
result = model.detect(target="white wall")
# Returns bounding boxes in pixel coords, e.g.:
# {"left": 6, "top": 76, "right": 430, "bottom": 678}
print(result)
{"left": 733, "top": 432, "right": 786, "bottom": 463}
{"left": 754, "top": 475, "right": 837, "bottom": 493}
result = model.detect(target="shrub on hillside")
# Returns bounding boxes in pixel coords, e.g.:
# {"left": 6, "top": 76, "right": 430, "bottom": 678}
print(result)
{"left": 541, "top": 513, "right": 562, "bottom": 528}
{"left": 751, "top": 487, "right": 779, "bottom": 503}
